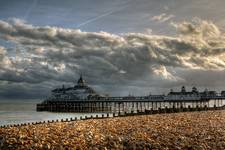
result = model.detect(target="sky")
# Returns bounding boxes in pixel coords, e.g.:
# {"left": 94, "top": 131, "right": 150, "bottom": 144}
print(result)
{"left": 1, "top": 0, "right": 225, "bottom": 99}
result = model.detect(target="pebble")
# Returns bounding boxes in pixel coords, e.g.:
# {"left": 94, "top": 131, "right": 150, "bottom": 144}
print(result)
{"left": 0, "top": 110, "right": 224, "bottom": 149}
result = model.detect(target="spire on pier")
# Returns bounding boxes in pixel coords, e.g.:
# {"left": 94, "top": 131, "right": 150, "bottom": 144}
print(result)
{"left": 77, "top": 74, "right": 86, "bottom": 86}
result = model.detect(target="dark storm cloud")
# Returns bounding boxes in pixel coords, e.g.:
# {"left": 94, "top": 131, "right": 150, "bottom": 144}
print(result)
{"left": 0, "top": 18, "right": 225, "bottom": 98}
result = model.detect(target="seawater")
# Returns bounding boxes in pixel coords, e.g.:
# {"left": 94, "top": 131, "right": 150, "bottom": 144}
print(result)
{"left": 0, "top": 99, "right": 104, "bottom": 126}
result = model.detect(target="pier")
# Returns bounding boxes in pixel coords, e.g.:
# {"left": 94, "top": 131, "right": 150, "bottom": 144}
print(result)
{"left": 36, "top": 76, "right": 225, "bottom": 113}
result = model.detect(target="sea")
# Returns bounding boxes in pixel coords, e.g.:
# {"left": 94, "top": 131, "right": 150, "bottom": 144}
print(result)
{"left": 0, "top": 99, "right": 104, "bottom": 126}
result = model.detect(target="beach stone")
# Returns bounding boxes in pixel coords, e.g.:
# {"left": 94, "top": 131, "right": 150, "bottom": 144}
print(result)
{"left": 0, "top": 136, "right": 5, "bottom": 147}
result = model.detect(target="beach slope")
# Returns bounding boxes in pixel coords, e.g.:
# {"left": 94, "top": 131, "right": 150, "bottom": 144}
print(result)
{"left": 0, "top": 110, "right": 225, "bottom": 149}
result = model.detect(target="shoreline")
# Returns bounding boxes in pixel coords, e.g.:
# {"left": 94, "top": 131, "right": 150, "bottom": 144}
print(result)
{"left": 0, "top": 110, "right": 225, "bottom": 149}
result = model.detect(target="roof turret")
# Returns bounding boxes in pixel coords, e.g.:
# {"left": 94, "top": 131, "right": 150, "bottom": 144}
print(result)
{"left": 181, "top": 86, "right": 186, "bottom": 93}
{"left": 77, "top": 75, "right": 86, "bottom": 86}
{"left": 192, "top": 86, "right": 198, "bottom": 93}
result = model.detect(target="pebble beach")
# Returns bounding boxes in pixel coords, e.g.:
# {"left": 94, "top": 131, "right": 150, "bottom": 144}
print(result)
{"left": 0, "top": 110, "right": 225, "bottom": 150}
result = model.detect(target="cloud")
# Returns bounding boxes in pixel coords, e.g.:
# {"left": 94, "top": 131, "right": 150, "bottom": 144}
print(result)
{"left": 151, "top": 13, "right": 175, "bottom": 23}
{"left": 0, "top": 18, "right": 225, "bottom": 98}
{"left": 172, "top": 19, "right": 221, "bottom": 38}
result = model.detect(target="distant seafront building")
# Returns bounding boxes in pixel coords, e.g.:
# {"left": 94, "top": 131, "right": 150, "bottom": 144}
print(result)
{"left": 36, "top": 76, "right": 225, "bottom": 112}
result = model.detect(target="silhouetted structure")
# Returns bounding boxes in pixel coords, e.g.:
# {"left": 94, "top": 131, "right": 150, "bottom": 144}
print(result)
{"left": 37, "top": 76, "right": 225, "bottom": 113}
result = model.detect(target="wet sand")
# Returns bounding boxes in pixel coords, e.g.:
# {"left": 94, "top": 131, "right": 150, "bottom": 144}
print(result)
{"left": 0, "top": 110, "right": 225, "bottom": 150}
